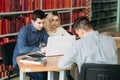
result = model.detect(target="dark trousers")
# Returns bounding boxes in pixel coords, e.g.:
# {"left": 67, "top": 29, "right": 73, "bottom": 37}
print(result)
{"left": 14, "top": 64, "right": 47, "bottom": 80}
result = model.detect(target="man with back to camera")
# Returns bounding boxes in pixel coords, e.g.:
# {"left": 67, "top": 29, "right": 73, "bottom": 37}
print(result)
{"left": 58, "top": 16, "right": 118, "bottom": 73}
{"left": 12, "top": 10, "right": 49, "bottom": 80}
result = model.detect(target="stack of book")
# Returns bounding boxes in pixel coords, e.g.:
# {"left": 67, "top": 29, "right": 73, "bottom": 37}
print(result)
{"left": 20, "top": 52, "right": 47, "bottom": 66}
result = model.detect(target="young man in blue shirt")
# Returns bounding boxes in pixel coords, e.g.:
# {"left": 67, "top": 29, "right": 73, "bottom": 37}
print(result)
{"left": 13, "top": 10, "right": 49, "bottom": 80}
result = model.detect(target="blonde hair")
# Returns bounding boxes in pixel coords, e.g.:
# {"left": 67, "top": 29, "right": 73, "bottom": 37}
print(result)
{"left": 44, "top": 11, "right": 61, "bottom": 32}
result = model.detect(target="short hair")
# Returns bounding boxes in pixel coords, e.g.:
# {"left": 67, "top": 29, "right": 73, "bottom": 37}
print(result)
{"left": 45, "top": 11, "right": 61, "bottom": 32}
{"left": 32, "top": 10, "right": 45, "bottom": 21}
{"left": 73, "top": 17, "right": 92, "bottom": 31}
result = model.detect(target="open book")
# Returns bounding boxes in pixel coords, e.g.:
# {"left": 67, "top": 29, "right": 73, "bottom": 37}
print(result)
{"left": 20, "top": 52, "right": 47, "bottom": 65}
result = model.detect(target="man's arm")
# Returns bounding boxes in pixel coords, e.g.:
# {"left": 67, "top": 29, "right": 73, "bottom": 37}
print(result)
{"left": 17, "top": 28, "right": 39, "bottom": 55}
{"left": 42, "top": 28, "right": 49, "bottom": 44}
{"left": 58, "top": 44, "right": 77, "bottom": 69}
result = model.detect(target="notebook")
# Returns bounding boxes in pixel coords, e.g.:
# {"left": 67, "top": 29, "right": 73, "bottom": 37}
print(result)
{"left": 20, "top": 52, "right": 47, "bottom": 65}
{"left": 46, "top": 35, "right": 76, "bottom": 56}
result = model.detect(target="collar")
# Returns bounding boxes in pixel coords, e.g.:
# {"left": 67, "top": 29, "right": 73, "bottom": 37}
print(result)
{"left": 84, "top": 31, "right": 99, "bottom": 38}
{"left": 30, "top": 23, "right": 37, "bottom": 33}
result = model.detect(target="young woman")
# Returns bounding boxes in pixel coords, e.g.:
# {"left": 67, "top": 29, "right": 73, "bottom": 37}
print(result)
{"left": 45, "top": 11, "right": 71, "bottom": 36}
{"left": 45, "top": 11, "right": 71, "bottom": 79}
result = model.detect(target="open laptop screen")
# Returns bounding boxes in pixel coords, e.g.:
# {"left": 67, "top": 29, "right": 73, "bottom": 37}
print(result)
{"left": 46, "top": 36, "right": 76, "bottom": 56}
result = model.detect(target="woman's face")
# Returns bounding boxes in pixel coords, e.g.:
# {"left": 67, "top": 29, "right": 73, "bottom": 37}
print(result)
{"left": 51, "top": 15, "right": 59, "bottom": 28}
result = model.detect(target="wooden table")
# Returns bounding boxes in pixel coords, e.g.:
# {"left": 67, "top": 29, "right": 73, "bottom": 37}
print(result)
{"left": 112, "top": 37, "right": 120, "bottom": 48}
{"left": 17, "top": 54, "right": 70, "bottom": 80}
{"left": 100, "top": 31, "right": 120, "bottom": 48}
{"left": 100, "top": 31, "right": 120, "bottom": 37}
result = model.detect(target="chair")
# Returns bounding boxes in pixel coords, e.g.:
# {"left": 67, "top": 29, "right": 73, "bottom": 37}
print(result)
{"left": 1, "top": 41, "right": 18, "bottom": 80}
{"left": 67, "top": 63, "right": 120, "bottom": 80}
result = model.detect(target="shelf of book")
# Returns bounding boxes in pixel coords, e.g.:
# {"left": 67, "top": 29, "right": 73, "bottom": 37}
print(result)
{"left": 0, "top": 8, "right": 71, "bottom": 16}
{"left": 91, "top": 0, "right": 117, "bottom": 29}
{"left": 0, "top": 32, "right": 18, "bottom": 38}
{"left": 0, "top": 0, "right": 91, "bottom": 79}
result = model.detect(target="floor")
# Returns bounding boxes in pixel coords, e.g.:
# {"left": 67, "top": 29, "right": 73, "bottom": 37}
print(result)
{"left": 10, "top": 75, "right": 30, "bottom": 80}
{"left": 10, "top": 24, "right": 120, "bottom": 80}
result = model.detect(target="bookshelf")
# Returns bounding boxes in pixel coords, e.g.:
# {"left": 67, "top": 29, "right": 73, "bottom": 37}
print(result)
{"left": 91, "top": 0, "right": 117, "bottom": 29}
{"left": 0, "top": 0, "right": 91, "bottom": 79}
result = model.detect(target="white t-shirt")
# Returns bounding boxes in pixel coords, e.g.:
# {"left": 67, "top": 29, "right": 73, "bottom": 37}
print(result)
{"left": 48, "top": 27, "right": 70, "bottom": 36}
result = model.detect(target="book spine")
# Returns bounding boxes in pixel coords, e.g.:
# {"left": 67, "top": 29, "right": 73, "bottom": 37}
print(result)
{"left": 0, "top": 19, "right": 2, "bottom": 35}
{"left": 57, "top": 0, "right": 63, "bottom": 8}
{"left": 1, "top": 0, "right": 5, "bottom": 12}
{"left": 52, "top": 0, "right": 57, "bottom": 9}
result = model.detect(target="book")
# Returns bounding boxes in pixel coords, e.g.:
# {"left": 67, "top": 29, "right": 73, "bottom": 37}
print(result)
{"left": 20, "top": 56, "right": 47, "bottom": 65}
{"left": 20, "top": 52, "right": 47, "bottom": 65}
{"left": 26, "top": 52, "right": 45, "bottom": 58}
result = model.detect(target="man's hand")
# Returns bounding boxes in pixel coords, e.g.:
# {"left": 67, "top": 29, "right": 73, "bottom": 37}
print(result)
{"left": 40, "top": 46, "right": 46, "bottom": 53}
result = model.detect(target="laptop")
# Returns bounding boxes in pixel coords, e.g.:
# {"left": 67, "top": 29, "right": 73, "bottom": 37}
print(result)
{"left": 46, "top": 35, "right": 76, "bottom": 56}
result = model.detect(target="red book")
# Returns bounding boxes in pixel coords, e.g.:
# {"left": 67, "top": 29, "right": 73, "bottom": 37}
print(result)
{"left": 8, "top": 19, "right": 11, "bottom": 34}
{"left": 10, "top": 19, "right": 16, "bottom": 33}
{"left": 16, "top": 17, "right": 24, "bottom": 32}
{"left": 0, "top": 39, "right": 4, "bottom": 46}
{"left": 34, "top": 0, "right": 40, "bottom": 10}
{"left": 2, "top": 64, "right": 5, "bottom": 71}
{"left": 2, "top": 19, "right": 9, "bottom": 34}
{"left": 1, "top": 0, "right": 5, "bottom": 12}
{"left": 0, "top": 19, "right": 2, "bottom": 35}
{"left": 2, "top": 38, "right": 9, "bottom": 44}
{"left": 1, "top": 71, "right": 4, "bottom": 78}
{"left": 11, "top": 0, "right": 16, "bottom": 11}
{"left": 28, "top": 14, "right": 32, "bottom": 21}
{"left": 42, "top": 0, "right": 46, "bottom": 9}
{"left": 0, "top": 64, "right": 2, "bottom": 72}
{"left": 0, "top": 0, "right": 2, "bottom": 12}
{"left": 4, "top": 71, "right": 8, "bottom": 77}
{"left": 16, "top": 0, "right": 22, "bottom": 11}
{"left": 28, "top": 0, "right": 33, "bottom": 10}
{"left": 72, "top": 12, "right": 77, "bottom": 22}
{"left": 44, "top": 0, "right": 52, "bottom": 9}
{"left": 57, "top": 0, "right": 63, "bottom": 8}
{"left": 76, "top": 0, "right": 79, "bottom": 7}
{"left": 22, "top": 0, "right": 25, "bottom": 11}
{"left": 0, "top": 52, "right": 2, "bottom": 58}
{"left": 60, "top": 13, "right": 64, "bottom": 25}
{"left": 23, "top": 16, "right": 30, "bottom": 25}
{"left": 64, "top": 0, "right": 71, "bottom": 8}
{"left": 37, "top": 0, "right": 40, "bottom": 9}
{"left": 78, "top": 11, "right": 86, "bottom": 17}
{"left": 78, "top": 0, "right": 85, "bottom": 7}
{"left": 85, "top": 0, "right": 90, "bottom": 6}
{"left": 24, "top": 0, "right": 28, "bottom": 11}
{"left": 66, "top": 13, "right": 70, "bottom": 24}
{"left": 72, "top": 0, "right": 75, "bottom": 7}
{"left": 52, "top": 0, "right": 57, "bottom": 9}
{"left": 5, "top": 0, "right": 11, "bottom": 12}
{"left": 0, "top": 72, "right": 1, "bottom": 78}
{"left": 83, "top": 0, "right": 86, "bottom": 6}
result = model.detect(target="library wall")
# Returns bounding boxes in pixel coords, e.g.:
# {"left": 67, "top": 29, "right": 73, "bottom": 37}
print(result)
{"left": 0, "top": 0, "right": 91, "bottom": 79}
